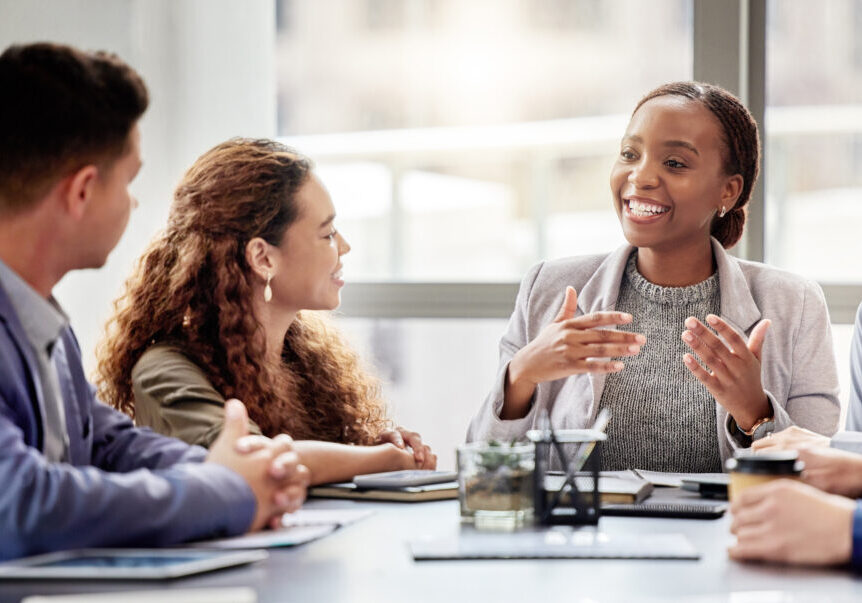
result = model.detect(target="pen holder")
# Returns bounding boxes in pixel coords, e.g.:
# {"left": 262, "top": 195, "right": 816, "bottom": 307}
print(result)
{"left": 526, "top": 428, "right": 604, "bottom": 526}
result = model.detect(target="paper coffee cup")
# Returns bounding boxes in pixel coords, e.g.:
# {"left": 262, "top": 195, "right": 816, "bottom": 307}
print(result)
{"left": 726, "top": 450, "right": 803, "bottom": 501}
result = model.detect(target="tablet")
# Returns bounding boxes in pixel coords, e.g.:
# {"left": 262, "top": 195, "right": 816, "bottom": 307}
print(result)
{"left": 353, "top": 469, "right": 458, "bottom": 489}
{"left": 0, "top": 548, "right": 268, "bottom": 580}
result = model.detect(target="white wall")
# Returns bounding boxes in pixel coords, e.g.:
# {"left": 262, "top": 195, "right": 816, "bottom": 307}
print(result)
{"left": 0, "top": 0, "right": 277, "bottom": 371}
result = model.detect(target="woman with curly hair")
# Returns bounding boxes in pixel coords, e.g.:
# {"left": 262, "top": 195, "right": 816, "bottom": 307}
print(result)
{"left": 96, "top": 138, "right": 436, "bottom": 484}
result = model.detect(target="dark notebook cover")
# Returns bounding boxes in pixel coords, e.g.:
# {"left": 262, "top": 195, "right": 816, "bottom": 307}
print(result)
{"left": 309, "top": 481, "right": 458, "bottom": 503}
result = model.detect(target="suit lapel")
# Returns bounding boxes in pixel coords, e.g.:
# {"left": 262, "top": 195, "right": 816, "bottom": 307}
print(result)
{"left": 712, "top": 238, "right": 761, "bottom": 334}
{"left": 0, "top": 282, "right": 48, "bottom": 449}
{"left": 575, "top": 244, "right": 636, "bottom": 421}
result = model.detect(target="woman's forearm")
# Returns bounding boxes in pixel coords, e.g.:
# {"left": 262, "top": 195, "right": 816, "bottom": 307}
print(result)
{"left": 501, "top": 357, "right": 537, "bottom": 420}
{"left": 291, "top": 440, "right": 412, "bottom": 485}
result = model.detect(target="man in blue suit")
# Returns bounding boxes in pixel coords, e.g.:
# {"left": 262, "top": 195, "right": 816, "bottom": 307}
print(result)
{"left": 0, "top": 42, "right": 309, "bottom": 560}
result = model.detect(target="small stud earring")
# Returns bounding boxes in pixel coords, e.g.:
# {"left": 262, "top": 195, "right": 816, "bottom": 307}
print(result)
{"left": 263, "top": 272, "right": 273, "bottom": 303}
{"left": 718, "top": 206, "right": 727, "bottom": 218}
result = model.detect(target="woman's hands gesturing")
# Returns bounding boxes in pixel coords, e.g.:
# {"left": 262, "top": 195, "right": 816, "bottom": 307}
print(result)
{"left": 502, "top": 286, "right": 645, "bottom": 420}
{"left": 681, "top": 314, "right": 772, "bottom": 431}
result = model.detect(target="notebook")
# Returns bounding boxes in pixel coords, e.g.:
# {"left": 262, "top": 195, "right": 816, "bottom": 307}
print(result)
{"left": 544, "top": 471, "right": 654, "bottom": 504}
{"left": 309, "top": 481, "right": 458, "bottom": 502}
{"left": 679, "top": 474, "right": 730, "bottom": 500}
{"left": 600, "top": 501, "right": 728, "bottom": 519}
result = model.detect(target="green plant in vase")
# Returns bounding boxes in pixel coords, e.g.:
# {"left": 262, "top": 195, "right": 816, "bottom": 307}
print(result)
{"left": 462, "top": 439, "right": 534, "bottom": 516}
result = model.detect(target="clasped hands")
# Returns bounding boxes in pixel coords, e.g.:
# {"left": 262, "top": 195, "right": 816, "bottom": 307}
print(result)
{"left": 206, "top": 399, "right": 311, "bottom": 532}
{"left": 376, "top": 426, "right": 437, "bottom": 470}
{"left": 504, "top": 286, "right": 772, "bottom": 430}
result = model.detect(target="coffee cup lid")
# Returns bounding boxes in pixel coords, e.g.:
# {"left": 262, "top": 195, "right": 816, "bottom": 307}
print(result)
{"left": 725, "top": 450, "right": 804, "bottom": 475}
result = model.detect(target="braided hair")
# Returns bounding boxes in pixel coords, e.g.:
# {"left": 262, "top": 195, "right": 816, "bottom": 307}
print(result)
{"left": 634, "top": 82, "right": 760, "bottom": 249}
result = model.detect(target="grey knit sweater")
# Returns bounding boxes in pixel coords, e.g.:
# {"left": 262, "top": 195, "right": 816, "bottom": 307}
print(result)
{"left": 598, "top": 253, "right": 723, "bottom": 473}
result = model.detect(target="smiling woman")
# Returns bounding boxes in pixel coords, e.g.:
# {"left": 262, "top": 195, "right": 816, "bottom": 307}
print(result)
{"left": 95, "top": 138, "right": 437, "bottom": 485}
{"left": 467, "top": 82, "right": 841, "bottom": 472}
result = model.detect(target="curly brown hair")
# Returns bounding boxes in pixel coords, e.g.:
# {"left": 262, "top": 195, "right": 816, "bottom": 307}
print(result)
{"left": 95, "top": 138, "right": 388, "bottom": 444}
{"left": 634, "top": 81, "right": 761, "bottom": 249}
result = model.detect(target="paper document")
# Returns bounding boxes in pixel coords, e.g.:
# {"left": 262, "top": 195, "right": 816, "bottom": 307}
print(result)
{"left": 202, "top": 508, "right": 374, "bottom": 549}
{"left": 204, "top": 524, "right": 336, "bottom": 549}
{"left": 282, "top": 508, "right": 373, "bottom": 528}
{"left": 632, "top": 470, "right": 728, "bottom": 488}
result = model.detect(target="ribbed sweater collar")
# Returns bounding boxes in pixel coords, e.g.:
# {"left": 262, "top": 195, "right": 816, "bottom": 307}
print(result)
{"left": 624, "top": 252, "right": 718, "bottom": 305}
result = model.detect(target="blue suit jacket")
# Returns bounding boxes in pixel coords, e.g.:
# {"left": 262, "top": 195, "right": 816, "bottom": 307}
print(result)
{"left": 0, "top": 283, "right": 255, "bottom": 559}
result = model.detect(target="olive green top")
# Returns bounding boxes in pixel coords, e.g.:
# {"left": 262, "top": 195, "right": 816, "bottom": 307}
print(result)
{"left": 131, "top": 344, "right": 263, "bottom": 448}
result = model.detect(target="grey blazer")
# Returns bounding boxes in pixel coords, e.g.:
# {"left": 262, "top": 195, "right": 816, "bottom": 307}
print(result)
{"left": 467, "top": 238, "right": 841, "bottom": 464}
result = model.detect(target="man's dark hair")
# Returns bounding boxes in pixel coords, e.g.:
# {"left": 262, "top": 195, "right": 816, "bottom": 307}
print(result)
{"left": 0, "top": 42, "right": 149, "bottom": 215}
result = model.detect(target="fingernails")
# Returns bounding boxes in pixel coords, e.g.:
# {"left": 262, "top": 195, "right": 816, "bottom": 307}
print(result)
{"left": 635, "top": 334, "right": 646, "bottom": 344}
{"left": 706, "top": 314, "right": 719, "bottom": 325}
{"left": 684, "top": 317, "right": 697, "bottom": 329}
{"left": 628, "top": 345, "right": 640, "bottom": 353}
{"left": 612, "top": 362, "right": 624, "bottom": 371}
{"left": 235, "top": 440, "right": 250, "bottom": 452}
{"left": 621, "top": 313, "right": 633, "bottom": 321}
{"left": 682, "top": 331, "right": 694, "bottom": 342}
{"left": 683, "top": 355, "right": 694, "bottom": 364}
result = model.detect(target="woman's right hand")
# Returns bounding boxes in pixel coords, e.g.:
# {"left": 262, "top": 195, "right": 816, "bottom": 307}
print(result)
{"left": 376, "top": 426, "right": 437, "bottom": 469}
{"left": 382, "top": 443, "right": 425, "bottom": 470}
{"left": 729, "top": 479, "right": 855, "bottom": 566}
{"left": 502, "top": 286, "right": 645, "bottom": 420}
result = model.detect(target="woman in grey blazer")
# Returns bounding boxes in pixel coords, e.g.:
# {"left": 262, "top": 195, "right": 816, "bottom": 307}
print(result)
{"left": 468, "top": 82, "right": 840, "bottom": 471}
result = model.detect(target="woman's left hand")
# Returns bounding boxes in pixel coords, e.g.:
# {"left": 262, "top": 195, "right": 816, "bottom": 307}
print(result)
{"left": 376, "top": 427, "right": 437, "bottom": 469}
{"left": 681, "top": 314, "right": 772, "bottom": 431}
{"left": 751, "top": 426, "right": 830, "bottom": 453}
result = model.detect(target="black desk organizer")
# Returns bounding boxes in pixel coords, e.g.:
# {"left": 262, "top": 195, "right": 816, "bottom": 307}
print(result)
{"left": 527, "top": 427, "right": 605, "bottom": 525}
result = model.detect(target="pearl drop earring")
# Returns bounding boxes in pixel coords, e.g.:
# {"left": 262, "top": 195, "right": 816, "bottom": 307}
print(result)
{"left": 264, "top": 272, "right": 273, "bottom": 303}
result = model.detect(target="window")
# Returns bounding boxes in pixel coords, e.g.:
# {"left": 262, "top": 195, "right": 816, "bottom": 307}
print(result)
{"left": 764, "top": 0, "right": 862, "bottom": 284}
{"left": 276, "top": 0, "right": 693, "bottom": 281}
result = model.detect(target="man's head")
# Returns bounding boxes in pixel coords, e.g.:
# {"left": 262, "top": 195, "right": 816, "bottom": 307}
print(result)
{"left": 0, "top": 43, "right": 147, "bottom": 275}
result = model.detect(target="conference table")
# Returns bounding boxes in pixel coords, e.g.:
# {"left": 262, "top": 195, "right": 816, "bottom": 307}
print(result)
{"left": 3, "top": 491, "right": 861, "bottom": 603}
